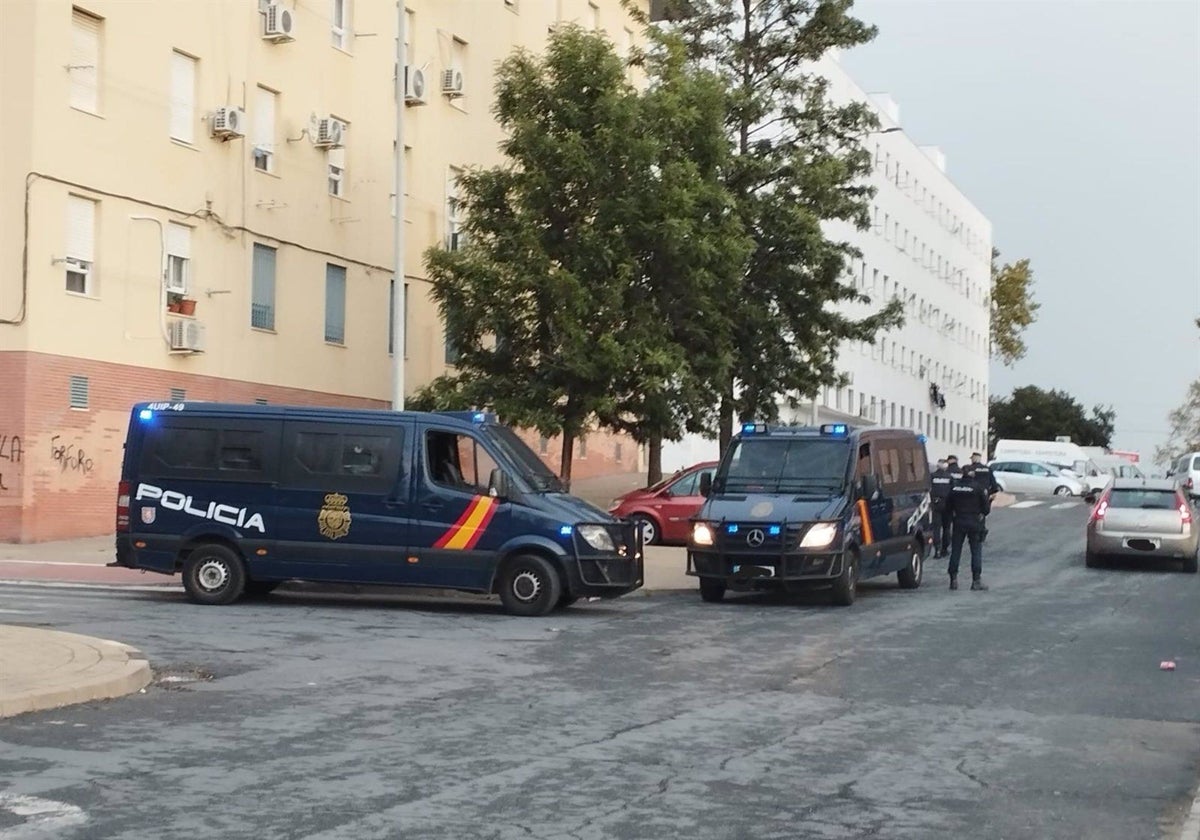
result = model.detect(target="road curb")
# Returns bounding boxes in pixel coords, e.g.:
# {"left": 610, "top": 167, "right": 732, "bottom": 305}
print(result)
{"left": 0, "top": 626, "right": 152, "bottom": 719}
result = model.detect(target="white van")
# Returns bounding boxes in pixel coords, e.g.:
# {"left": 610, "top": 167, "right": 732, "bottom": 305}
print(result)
{"left": 991, "top": 439, "right": 1112, "bottom": 495}
{"left": 1166, "top": 451, "right": 1200, "bottom": 501}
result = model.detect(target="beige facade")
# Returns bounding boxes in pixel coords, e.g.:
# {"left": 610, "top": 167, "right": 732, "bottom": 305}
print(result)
{"left": 0, "top": 0, "right": 651, "bottom": 541}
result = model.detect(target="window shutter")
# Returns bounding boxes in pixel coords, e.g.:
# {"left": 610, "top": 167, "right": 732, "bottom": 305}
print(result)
{"left": 254, "top": 87, "right": 275, "bottom": 152}
{"left": 70, "top": 12, "right": 100, "bottom": 111}
{"left": 167, "top": 222, "right": 191, "bottom": 259}
{"left": 169, "top": 52, "right": 196, "bottom": 142}
{"left": 66, "top": 196, "right": 95, "bottom": 262}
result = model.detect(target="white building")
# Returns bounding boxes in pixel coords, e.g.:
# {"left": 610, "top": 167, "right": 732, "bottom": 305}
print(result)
{"left": 663, "top": 53, "right": 993, "bottom": 469}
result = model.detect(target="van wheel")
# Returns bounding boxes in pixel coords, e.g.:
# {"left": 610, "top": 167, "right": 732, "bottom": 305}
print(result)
{"left": 898, "top": 547, "right": 923, "bottom": 589}
{"left": 699, "top": 577, "right": 726, "bottom": 603}
{"left": 831, "top": 552, "right": 858, "bottom": 606}
{"left": 557, "top": 594, "right": 579, "bottom": 609}
{"left": 182, "top": 544, "right": 246, "bottom": 606}
{"left": 499, "top": 554, "right": 562, "bottom": 617}
{"left": 243, "top": 580, "right": 281, "bottom": 599}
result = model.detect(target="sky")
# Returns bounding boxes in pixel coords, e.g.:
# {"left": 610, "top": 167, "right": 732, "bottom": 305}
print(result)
{"left": 838, "top": 0, "right": 1200, "bottom": 464}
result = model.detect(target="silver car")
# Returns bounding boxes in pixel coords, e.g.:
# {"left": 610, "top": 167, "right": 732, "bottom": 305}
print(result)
{"left": 988, "top": 459, "right": 1088, "bottom": 497}
{"left": 1085, "top": 478, "right": 1198, "bottom": 572}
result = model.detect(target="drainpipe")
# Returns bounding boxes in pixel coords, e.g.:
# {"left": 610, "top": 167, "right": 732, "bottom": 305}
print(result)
{"left": 129, "top": 215, "right": 171, "bottom": 348}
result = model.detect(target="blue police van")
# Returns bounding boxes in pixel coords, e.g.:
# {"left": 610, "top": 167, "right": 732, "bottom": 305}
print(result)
{"left": 111, "top": 401, "right": 643, "bottom": 615}
{"left": 687, "top": 422, "right": 933, "bottom": 606}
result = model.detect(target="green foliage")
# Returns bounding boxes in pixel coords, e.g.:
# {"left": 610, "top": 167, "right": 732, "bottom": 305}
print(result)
{"left": 988, "top": 385, "right": 1116, "bottom": 450}
{"left": 989, "top": 247, "right": 1040, "bottom": 366}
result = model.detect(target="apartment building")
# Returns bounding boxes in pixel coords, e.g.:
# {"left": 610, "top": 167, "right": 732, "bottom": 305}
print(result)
{"left": 0, "top": 0, "right": 652, "bottom": 542}
{"left": 663, "top": 51, "right": 993, "bottom": 469}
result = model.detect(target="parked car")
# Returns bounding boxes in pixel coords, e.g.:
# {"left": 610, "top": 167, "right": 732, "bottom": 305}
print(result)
{"left": 608, "top": 462, "right": 717, "bottom": 546}
{"left": 1165, "top": 451, "right": 1200, "bottom": 502}
{"left": 1085, "top": 478, "right": 1198, "bottom": 572}
{"left": 988, "top": 460, "right": 1088, "bottom": 497}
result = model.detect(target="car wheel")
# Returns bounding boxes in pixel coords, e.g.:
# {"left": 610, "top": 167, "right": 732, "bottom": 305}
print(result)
{"left": 498, "top": 554, "right": 562, "bottom": 617}
{"left": 243, "top": 580, "right": 281, "bottom": 599}
{"left": 631, "top": 514, "right": 660, "bottom": 546}
{"left": 898, "top": 546, "right": 923, "bottom": 589}
{"left": 182, "top": 544, "right": 246, "bottom": 606}
{"left": 698, "top": 577, "right": 726, "bottom": 603}
{"left": 1085, "top": 551, "right": 1101, "bottom": 569}
{"left": 1183, "top": 553, "right": 1198, "bottom": 574}
{"left": 831, "top": 551, "right": 858, "bottom": 606}
{"left": 1054, "top": 485, "right": 1074, "bottom": 497}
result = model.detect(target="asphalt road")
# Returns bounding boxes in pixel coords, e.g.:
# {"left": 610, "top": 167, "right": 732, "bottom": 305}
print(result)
{"left": 2, "top": 500, "right": 1199, "bottom": 840}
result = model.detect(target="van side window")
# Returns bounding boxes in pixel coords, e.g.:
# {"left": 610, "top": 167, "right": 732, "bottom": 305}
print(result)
{"left": 142, "top": 425, "right": 270, "bottom": 479}
{"left": 281, "top": 423, "right": 403, "bottom": 493}
{"left": 426, "top": 430, "right": 499, "bottom": 495}
{"left": 901, "top": 447, "right": 917, "bottom": 482}
{"left": 879, "top": 448, "right": 901, "bottom": 486}
{"left": 856, "top": 443, "right": 872, "bottom": 478}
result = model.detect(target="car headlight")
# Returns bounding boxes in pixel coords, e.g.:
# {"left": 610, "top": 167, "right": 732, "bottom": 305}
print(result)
{"left": 691, "top": 522, "right": 715, "bottom": 546}
{"left": 800, "top": 522, "right": 838, "bottom": 549}
{"left": 576, "top": 524, "right": 616, "bottom": 552}
{"left": 607, "top": 499, "right": 622, "bottom": 512}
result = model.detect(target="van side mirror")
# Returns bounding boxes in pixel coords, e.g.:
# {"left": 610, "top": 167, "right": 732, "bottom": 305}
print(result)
{"left": 699, "top": 471, "right": 712, "bottom": 497}
{"left": 488, "top": 468, "right": 510, "bottom": 499}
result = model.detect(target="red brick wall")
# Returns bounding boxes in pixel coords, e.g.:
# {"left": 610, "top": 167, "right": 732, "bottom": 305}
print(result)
{"left": 0, "top": 351, "right": 641, "bottom": 542}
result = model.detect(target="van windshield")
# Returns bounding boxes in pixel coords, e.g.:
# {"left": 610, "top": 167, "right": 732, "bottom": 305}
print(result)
{"left": 718, "top": 438, "right": 849, "bottom": 494}
{"left": 484, "top": 425, "right": 565, "bottom": 493}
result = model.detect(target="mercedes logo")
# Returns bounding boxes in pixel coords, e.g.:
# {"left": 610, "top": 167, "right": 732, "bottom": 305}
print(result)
{"left": 746, "top": 529, "right": 766, "bottom": 547}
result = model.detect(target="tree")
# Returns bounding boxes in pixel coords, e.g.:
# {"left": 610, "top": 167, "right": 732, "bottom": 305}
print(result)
{"left": 988, "top": 385, "right": 1115, "bottom": 450}
{"left": 1154, "top": 317, "right": 1200, "bottom": 465}
{"left": 594, "top": 36, "right": 752, "bottom": 485}
{"left": 632, "top": 0, "right": 904, "bottom": 453}
{"left": 990, "top": 247, "right": 1040, "bottom": 366}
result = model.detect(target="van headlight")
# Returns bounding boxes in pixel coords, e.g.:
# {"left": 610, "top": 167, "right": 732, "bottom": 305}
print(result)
{"left": 691, "top": 522, "right": 715, "bottom": 546}
{"left": 800, "top": 522, "right": 838, "bottom": 548}
{"left": 576, "top": 525, "right": 616, "bottom": 552}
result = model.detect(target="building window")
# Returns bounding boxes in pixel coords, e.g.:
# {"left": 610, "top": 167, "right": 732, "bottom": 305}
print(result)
{"left": 253, "top": 87, "right": 277, "bottom": 173}
{"left": 444, "top": 331, "right": 460, "bottom": 366}
{"left": 70, "top": 9, "right": 101, "bottom": 113}
{"left": 446, "top": 167, "right": 464, "bottom": 249}
{"left": 325, "top": 263, "right": 346, "bottom": 344}
{"left": 331, "top": 0, "right": 351, "bottom": 49}
{"left": 169, "top": 51, "right": 196, "bottom": 142}
{"left": 328, "top": 147, "right": 345, "bottom": 197}
{"left": 65, "top": 195, "right": 96, "bottom": 295}
{"left": 170, "top": 387, "right": 186, "bottom": 402}
{"left": 166, "top": 222, "right": 191, "bottom": 294}
{"left": 251, "top": 243, "right": 276, "bottom": 330}
{"left": 69, "top": 375, "right": 89, "bottom": 410}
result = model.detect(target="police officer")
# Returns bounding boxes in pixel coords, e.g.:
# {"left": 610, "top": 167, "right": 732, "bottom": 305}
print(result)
{"left": 946, "top": 471, "right": 990, "bottom": 591}
{"left": 930, "top": 458, "right": 954, "bottom": 558}
{"left": 963, "top": 452, "right": 1001, "bottom": 543}
{"left": 946, "top": 454, "right": 963, "bottom": 479}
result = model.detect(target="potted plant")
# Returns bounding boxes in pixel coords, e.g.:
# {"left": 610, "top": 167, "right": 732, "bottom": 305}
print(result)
{"left": 167, "top": 292, "right": 183, "bottom": 313}
{"left": 178, "top": 297, "right": 197, "bottom": 316}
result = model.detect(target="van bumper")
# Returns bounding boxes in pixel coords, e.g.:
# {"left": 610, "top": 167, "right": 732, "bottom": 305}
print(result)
{"left": 687, "top": 549, "right": 842, "bottom": 589}
{"left": 565, "top": 521, "right": 645, "bottom": 597}
{"left": 110, "top": 534, "right": 177, "bottom": 576}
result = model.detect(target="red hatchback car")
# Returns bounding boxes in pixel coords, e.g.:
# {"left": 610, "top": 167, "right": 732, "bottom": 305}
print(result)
{"left": 607, "top": 462, "right": 718, "bottom": 546}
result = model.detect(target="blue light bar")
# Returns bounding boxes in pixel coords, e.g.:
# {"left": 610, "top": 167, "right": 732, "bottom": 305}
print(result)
{"left": 138, "top": 409, "right": 154, "bottom": 421}
{"left": 917, "top": 434, "right": 928, "bottom": 444}
{"left": 820, "top": 423, "right": 848, "bottom": 437}
{"left": 472, "top": 411, "right": 487, "bottom": 423}
{"left": 741, "top": 422, "right": 768, "bottom": 435}
{"left": 559, "top": 525, "right": 573, "bottom": 537}
{"left": 726, "top": 524, "right": 739, "bottom": 534}
{"left": 768, "top": 525, "right": 781, "bottom": 536}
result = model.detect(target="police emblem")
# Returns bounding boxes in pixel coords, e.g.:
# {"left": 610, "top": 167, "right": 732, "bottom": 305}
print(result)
{"left": 318, "top": 492, "right": 352, "bottom": 540}
{"left": 141, "top": 507, "right": 157, "bottom": 525}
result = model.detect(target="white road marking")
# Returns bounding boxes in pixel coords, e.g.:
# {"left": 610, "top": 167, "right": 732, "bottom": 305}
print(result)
{"left": 0, "top": 580, "right": 178, "bottom": 594}
{"left": 0, "top": 793, "right": 87, "bottom": 839}
{"left": 1051, "top": 502, "right": 1080, "bottom": 510}
{"left": 1008, "top": 501, "right": 1044, "bottom": 509}
{"left": 1179, "top": 777, "right": 1200, "bottom": 840}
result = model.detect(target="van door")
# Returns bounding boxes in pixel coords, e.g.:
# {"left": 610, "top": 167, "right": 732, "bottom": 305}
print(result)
{"left": 273, "top": 420, "right": 412, "bottom": 584}
{"left": 408, "top": 424, "right": 509, "bottom": 591}
{"left": 853, "top": 440, "right": 892, "bottom": 574}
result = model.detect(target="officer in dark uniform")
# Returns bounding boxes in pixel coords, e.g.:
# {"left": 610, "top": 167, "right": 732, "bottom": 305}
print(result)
{"left": 930, "top": 458, "right": 954, "bottom": 558}
{"left": 946, "top": 454, "right": 963, "bottom": 479}
{"left": 963, "top": 452, "right": 1001, "bottom": 543}
{"left": 946, "top": 472, "right": 990, "bottom": 591}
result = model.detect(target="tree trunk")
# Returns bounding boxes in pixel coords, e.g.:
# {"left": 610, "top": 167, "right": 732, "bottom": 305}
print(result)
{"left": 718, "top": 385, "right": 735, "bottom": 457}
{"left": 559, "top": 431, "right": 575, "bottom": 491}
{"left": 646, "top": 432, "right": 663, "bottom": 486}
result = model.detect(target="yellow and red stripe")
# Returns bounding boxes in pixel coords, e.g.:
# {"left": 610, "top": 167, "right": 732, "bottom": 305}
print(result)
{"left": 434, "top": 496, "right": 498, "bottom": 550}
{"left": 856, "top": 499, "right": 874, "bottom": 545}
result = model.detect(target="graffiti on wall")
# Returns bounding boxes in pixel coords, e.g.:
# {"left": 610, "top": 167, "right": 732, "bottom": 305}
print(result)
{"left": 0, "top": 434, "right": 21, "bottom": 494}
{"left": 50, "top": 436, "right": 95, "bottom": 476}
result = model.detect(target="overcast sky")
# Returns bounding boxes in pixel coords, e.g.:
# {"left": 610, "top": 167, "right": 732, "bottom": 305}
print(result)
{"left": 839, "top": 0, "right": 1200, "bottom": 464}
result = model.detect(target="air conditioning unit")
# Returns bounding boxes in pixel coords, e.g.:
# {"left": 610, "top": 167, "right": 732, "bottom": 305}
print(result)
{"left": 210, "top": 106, "right": 246, "bottom": 139}
{"left": 314, "top": 117, "right": 345, "bottom": 148}
{"left": 405, "top": 66, "right": 428, "bottom": 106}
{"left": 263, "top": 2, "right": 295, "bottom": 42}
{"left": 169, "top": 320, "right": 206, "bottom": 353}
{"left": 441, "top": 69, "right": 465, "bottom": 98}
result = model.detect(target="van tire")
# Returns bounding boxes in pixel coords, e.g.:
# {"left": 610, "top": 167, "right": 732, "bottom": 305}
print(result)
{"left": 831, "top": 551, "right": 858, "bottom": 606}
{"left": 498, "top": 554, "right": 561, "bottom": 617}
{"left": 698, "top": 577, "right": 726, "bottom": 603}
{"left": 557, "top": 594, "right": 579, "bottom": 609}
{"left": 182, "top": 544, "right": 246, "bottom": 606}
{"left": 897, "top": 546, "right": 923, "bottom": 589}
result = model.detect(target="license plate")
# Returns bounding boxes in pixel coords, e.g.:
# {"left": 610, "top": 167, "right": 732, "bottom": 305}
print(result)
{"left": 732, "top": 564, "right": 775, "bottom": 577}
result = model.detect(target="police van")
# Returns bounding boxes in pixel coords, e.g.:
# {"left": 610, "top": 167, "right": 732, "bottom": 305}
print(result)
{"left": 687, "top": 423, "right": 932, "bottom": 606}
{"left": 112, "top": 402, "right": 643, "bottom": 615}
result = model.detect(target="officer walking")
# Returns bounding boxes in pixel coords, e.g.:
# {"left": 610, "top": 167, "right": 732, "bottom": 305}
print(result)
{"left": 963, "top": 452, "right": 1001, "bottom": 543}
{"left": 930, "top": 458, "right": 954, "bottom": 558}
{"left": 946, "top": 470, "right": 991, "bottom": 591}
